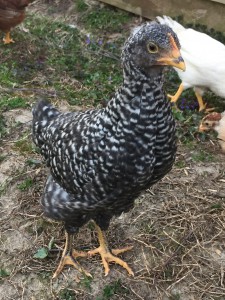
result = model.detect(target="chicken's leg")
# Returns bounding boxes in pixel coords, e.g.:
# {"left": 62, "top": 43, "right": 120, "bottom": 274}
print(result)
{"left": 88, "top": 222, "right": 134, "bottom": 276}
{"left": 167, "top": 83, "right": 184, "bottom": 103}
{"left": 3, "top": 32, "right": 14, "bottom": 44}
{"left": 52, "top": 231, "right": 91, "bottom": 278}
{"left": 195, "top": 90, "right": 207, "bottom": 112}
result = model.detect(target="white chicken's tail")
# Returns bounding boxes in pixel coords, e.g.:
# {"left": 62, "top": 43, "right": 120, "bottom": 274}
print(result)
{"left": 156, "top": 16, "right": 185, "bottom": 34}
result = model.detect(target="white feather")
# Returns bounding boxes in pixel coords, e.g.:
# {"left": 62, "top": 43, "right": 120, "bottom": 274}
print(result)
{"left": 157, "top": 16, "right": 225, "bottom": 99}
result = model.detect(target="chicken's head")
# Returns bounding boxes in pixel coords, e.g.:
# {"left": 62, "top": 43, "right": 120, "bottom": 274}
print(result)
{"left": 199, "top": 112, "right": 222, "bottom": 132}
{"left": 122, "top": 21, "right": 185, "bottom": 76}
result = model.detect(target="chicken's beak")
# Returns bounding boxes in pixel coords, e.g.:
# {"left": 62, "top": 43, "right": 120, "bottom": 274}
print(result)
{"left": 199, "top": 124, "right": 208, "bottom": 132}
{"left": 198, "top": 124, "right": 205, "bottom": 132}
{"left": 157, "top": 33, "right": 186, "bottom": 71}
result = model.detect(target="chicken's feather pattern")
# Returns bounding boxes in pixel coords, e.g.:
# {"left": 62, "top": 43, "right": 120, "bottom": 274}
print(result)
{"left": 33, "top": 22, "right": 178, "bottom": 232}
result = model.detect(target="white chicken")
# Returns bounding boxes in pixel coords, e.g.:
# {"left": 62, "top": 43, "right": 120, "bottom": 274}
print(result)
{"left": 157, "top": 16, "right": 225, "bottom": 111}
{"left": 199, "top": 112, "right": 225, "bottom": 152}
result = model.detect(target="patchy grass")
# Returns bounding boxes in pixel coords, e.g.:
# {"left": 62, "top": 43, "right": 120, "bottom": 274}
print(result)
{"left": 79, "top": 275, "right": 93, "bottom": 291}
{"left": 174, "top": 160, "right": 186, "bottom": 169}
{"left": 75, "top": 0, "right": 89, "bottom": 13}
{"left": 171, "top": 107, "right": 203, "bottom": 145}
{"left": 17, "top": 177, "right": 34, "bottom": 191}
{"left": 0, "top": 12, "right": 126, "bottom": 111}
{"left": 96, "top": 279, "right": 130, "bottom": 300}
{"left": 210, "top": 203, "right": 223, "bottom": 211}
{"left": 59, "top": 288, "right": 77, "bottom": 300}
{"left": 13, "top": 135, "right": 34, "bottom": 154}
{"left": 78, "top": 4, "right": 131, "bottom": 33}
{"left": 191, "top": 149, "right": 215, "bottom": 162}
{"left": 0, "top": 64, "right": 18, "bottom": 87}
{"left": 0, "top": 96, "right": 28, "bottom": 110}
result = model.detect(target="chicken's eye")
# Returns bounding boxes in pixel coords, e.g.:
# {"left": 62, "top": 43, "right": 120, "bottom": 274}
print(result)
{"left": 147, "top": 42, "right": 158, "bottom": 53}
{"left": 205, "top": 122, "right": 209, "bottom": 126}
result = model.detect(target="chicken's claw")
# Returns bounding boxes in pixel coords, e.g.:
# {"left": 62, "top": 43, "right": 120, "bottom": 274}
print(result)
{"left": 53, "top": 250, "right": 91, "bottom": 278}
{"left": 3, "top": 32, "right": 14, "bottom": 44}
{"left": 89, "top": 222, "right": 134, "bottom": 276}
{"left": 88, "top": 245, "right": 134, "bottom": 276}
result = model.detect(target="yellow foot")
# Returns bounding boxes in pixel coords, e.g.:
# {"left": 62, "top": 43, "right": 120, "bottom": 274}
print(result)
{"left": 203, "top": 107, "right": 215, "bottom": 113}
{"left": 198, "top": 103, "right": 207, "bottom": 112}
{"left": 198, "top": 102, "right": 215, "bottom": 113}
{"left": 52, "top": 250, "right": 92, "bottom": 279}
{"left": 3, "top": 32, "right": 14, "bottom": 44}
{"left": 167, "top": 83, "right": 184, "bottom": 104}
{"left": 194, "top": 90, "right": 209, "bottom": 112}
{"left": 167, "top": 94, "right": 179, "bottom": 103}
{"left": 3, "top": 38, "right": 14, "bottom": 44}
{"left": 88, "top": 245, "right": 134, "bottom": 276}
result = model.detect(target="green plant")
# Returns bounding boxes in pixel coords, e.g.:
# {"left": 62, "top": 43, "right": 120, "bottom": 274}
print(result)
{"left": 0, "top": 64, "right": 18, "bottom": 88}
{"left": 0, "top": 268, "right": 9, "bottom": 278}
{"left": 17, "top": 178, "right": 34, "bottom": 191}
{"left": 96, "top": 279, "right": 129, "bottom": 300}
{"left": 210, "top": 203, "right": 223, "bottom": 211}
{"left": 33, "top": 237, "right": 54, "bottom": 259}
{"left": 80, "top": 6, "right": 131, "bottom": 32}
{"left": 33, "top": 247, "right": 49, "bottom": 259}
{"left": 191, "top": 150, "right": 214, "bottom": 162}
{"left": 79, "top": 275, "right": 93, "bottom": 291}
{"left": 175, "top": 160, "right": 186, "bottom": 168}
{"left": 59, "top": 288, "right": 76, "bottom": 300}
{"left": 25, "top": 158, "right": 42, "bottom": 166}
{"left": 37, "top": 271, "right": 51, "bottom": 280}
{"left": 0, "top": 96, "right": 28, "bottom": 110}
{"left": 0, "top": 154, "right": 6, "bottom": 163}
{"left": 0, "top": 268, "right": 9, "bottom": 282}
{"left": 76, "top": 0, "right": 89, "bottom": 12}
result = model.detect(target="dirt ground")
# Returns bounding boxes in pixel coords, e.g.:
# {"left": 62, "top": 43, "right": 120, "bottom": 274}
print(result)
{"left": 0, "top": 1, "right": 225, "bottom": 300}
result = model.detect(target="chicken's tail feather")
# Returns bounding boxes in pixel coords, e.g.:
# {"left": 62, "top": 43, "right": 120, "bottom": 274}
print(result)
{"left": 32, "top": 100, "right": 60, "bottom": 123}
{"left": 156, "top": 16, "right": 185, "bottom": 34}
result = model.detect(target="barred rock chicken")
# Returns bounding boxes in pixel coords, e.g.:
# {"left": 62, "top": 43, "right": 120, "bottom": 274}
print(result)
{"left": 157, "top": 16, "right": 225, "bottom": 111}
{"left": 199, "top": 112, "right": 225, "bottom": 152}
{"left": 32, "top": 22, "right": 185, "bottom": 278}
{"left": 0, "top": 0, "right": 30, "bottom": 44}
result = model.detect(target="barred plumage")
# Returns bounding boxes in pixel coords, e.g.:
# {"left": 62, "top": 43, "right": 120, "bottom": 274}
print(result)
{"left": 32, "top": 21, "right": 185, "bottom": 277}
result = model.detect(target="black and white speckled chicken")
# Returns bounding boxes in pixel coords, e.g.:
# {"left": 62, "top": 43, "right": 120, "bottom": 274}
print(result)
{"left": 32, "top": 22, "right": 185, "bottom": 278}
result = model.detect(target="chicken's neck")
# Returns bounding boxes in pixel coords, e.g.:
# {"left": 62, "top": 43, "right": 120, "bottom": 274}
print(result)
{"left": 102, "top": 69, "right": 170, "bottom": 129}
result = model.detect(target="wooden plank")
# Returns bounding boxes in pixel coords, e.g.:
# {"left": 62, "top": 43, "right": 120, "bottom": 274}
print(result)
{"left": 99, "top": 0, "right": 225, "bottom": 31}
{"left": 210, "top": 0, "right": 225, "bottom": 4}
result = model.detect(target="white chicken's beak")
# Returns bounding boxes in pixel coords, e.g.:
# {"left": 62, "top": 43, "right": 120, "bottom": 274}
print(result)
{"left": 157, "top": 34, "right": 186, "bottom": 71}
